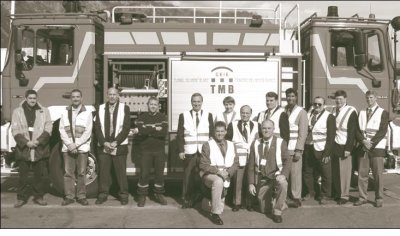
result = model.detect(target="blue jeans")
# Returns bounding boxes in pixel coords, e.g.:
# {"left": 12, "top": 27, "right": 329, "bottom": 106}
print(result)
{"left": 63, "top": 152, "right": 88, "bottom": 200}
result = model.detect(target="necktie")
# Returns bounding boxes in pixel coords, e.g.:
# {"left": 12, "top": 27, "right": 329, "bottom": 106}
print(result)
{"left": 243, "top": 122, "right": 248, "bottom": 142}
{"left": 218, "top": 142, "right": 226, "bottom": 157}
{"left": 336, "top": 107, "right": 340, "bottom": 117}
{"left": 109, "top": 104, "right": 115, "bottom": 137}
{"left": 263, "top": 141, "right": 270, "bottom": 157}
{"left": 196, "top": 112, "right": 200, "bottom": 127}
{"left": 311, "top": 113, "right": 317, "bottom": 127}
{"left": 367, "top": 108, "right": 372, "bottom": 121}
{"left": 265, "top": 109, "right": 271, "bottom": 120}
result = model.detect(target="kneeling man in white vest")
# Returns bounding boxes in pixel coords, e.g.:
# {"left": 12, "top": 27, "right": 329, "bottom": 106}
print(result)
{"left": 199, "top": 121, "right": 239, "bottom": 225}
{"left": 247, "top": 119, "right": 292, "bottom": 223}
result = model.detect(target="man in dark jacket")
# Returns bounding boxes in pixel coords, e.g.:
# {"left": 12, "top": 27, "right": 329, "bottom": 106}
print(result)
{"left": 11, "top": 89, "right": 52, "bottom": 208}
{"left": 94, "top": 87, "right": 131, "bottom": 205}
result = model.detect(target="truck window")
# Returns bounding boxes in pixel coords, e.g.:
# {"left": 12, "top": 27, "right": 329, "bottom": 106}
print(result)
{"left": 20, "top": 29, "right": 34, "bottom": 71}
{"left": 367, "top": 33, "right": 383, "bottom": 72}
{"left": 331, "top": 31, "right": 355, "bottom": 67}
{"left": 36, "top": 28, "right": 73, "bottom": 65}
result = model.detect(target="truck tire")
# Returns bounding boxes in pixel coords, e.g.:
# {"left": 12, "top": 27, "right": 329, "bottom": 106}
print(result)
{"left": 49, "top": 142, "right": 99, "bottom": 198}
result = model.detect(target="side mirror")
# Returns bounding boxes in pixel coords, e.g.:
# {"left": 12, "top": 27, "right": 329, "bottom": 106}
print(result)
{"left": 372, "top": 79, "right": 381, "bottom": 88}
{"left": 14, "top": 27, "right": 23, "bottom": 52}
{"left": 352, "top": 29, "right": 366, "bottom": 71}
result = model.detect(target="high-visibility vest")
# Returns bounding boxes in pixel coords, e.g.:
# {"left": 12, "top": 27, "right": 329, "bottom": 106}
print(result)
{"left": 232, "top": 120, "right": 258, "bottom": 166}
{"left": 333, "top": 105, "right": 357, "bottom": 145}
{"left": 358, "top": 106, "right": 387, "bottom": 150}
{"left": 257, "top": 106, "right": 285, "bottom": 138}
{"left": 208, "top": 139, "right": 236, "bottom": 170}
{"left": 388, "top": 121, "right": 400, "bottom": 151}
{"left": 215, "top": 111, "right": 237, "bottom": 127}
{"left": 287, "top": 106, "right": 303, "bottom": 151}
{"left": 253, "top": 137, "right": 283, "bottom": 175}
{"left": 183, "top": 111, "right": 210, "bottom": 154}
{"left": 60, "top": 106, "right": 93, "bottom": 152}
{"left": 98, "top": 102, "right": 128, "bottom": 145}
{"left": 308, "top": 110, "right": 330, "bottom": 151}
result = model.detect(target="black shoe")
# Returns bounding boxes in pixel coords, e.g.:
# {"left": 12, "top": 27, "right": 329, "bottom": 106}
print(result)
{"left": 95, "top": 198, "right": 107, "bottom": 205}
{"left": 210, "top": 214, "right": 224, "bottom": 225}
{"left": 272, "top": 214, "right": 283, "bottom": 223}
{"left": 287, "top": 199, "right": 299, "bottom": 208}
{"left": 14, "top": 200, "right": 27, "bottom": 208}
{"left": 232, "top": 205, "right": 240, "bottom": 212}
{"left": 338, "top": 198, "right": 348, "bottom": 205}
{"left": 33, "top": 198, "right": 47, "bottom": 206}
{"left": 61, "top": 198, "right": 75, "bottom": 206}
{"left": 154, "top": 194, "right": 167, "bottom": 205}
{"left": 182, "top": 200, "right": 193, "bottom": 209}
{"left": 137, "top": 196, "right": 146, "bottom": 207}
{"left": 294, "top": 199, "right": 302, "bottom": 207}
{"left": 120, "top": 199, "right": 129, "bottom": 205}
{"left": 77, "top": 198, "right": 89, "bottom": 206}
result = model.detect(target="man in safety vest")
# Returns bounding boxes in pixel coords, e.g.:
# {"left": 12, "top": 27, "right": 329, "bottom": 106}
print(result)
{"left": 94, "top": 87, "right": 131, "bottom": 205}
{"left": 284, "top": 88, "right": 308, "bottom": 208}
{"left": 226, "top": 105, "right": 260, "bottom": 212}
{"left": 354, "top": 90, "right": 389, "bottom": 208}
{"left": 248, "top": 119, "right": 291, "bottom": 223}
{"left": 177, "top": 93, "right": 214, "bottom": 209}
{"left": 256, "top": 91, "right": 289, "bottom": 142}
{"left": 59, "top": 89, "right": 93, "bottom": 206}
{"left": 331, "top": 90, "right": 358, "bottom": 205}
{"left": 302, "top": 96, "right": 336, "bottom": 205}
{"left": 199, "top": 121, "right": 239, "bottom": 225}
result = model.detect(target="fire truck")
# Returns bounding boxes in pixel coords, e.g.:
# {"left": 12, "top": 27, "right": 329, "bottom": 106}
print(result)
{"left": 1, "top": 3, "right": 399, "bottom": 197}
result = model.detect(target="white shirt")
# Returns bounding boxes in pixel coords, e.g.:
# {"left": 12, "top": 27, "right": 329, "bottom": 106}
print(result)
{"left": 191, "top": 110, "right": 202, "bottom": 126}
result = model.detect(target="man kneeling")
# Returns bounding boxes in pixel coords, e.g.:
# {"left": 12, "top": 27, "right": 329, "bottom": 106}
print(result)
{"left": 248, "top": 120, "right": 292, "bottom": 223}
{"left": 199, "top": 121, "right": 239, "bottom": 225}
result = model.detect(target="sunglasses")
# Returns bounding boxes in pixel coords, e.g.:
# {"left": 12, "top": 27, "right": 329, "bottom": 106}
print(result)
{"left": 313, "top": 103, "right": 323, "bottom": 107}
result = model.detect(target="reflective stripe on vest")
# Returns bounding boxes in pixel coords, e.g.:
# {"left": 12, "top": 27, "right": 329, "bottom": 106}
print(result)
{"left": 232, "top": 120, "right": 258, "bottom": 166}
{"left": 359, "top": 107, "right": 386, "bottom": 149}
{"left": 257, "top": 106, "right": 285, "bottom": 138}
{"left": 99, "top": 103, "right": 128, "bottom": 145}
{"left": 209, "top": 139, "right": 236, "bottom": 169}
{"left": 308, "top": 110, "right": 330, "bottom": 151}
{"left": 334, "top": 105, "right": 356, "bottom": 145}
{"left": 183, "top": 111, "right": 210, "bottom": 154}
{"left": 287, "top": 106, "right": 302, "bottom": 151}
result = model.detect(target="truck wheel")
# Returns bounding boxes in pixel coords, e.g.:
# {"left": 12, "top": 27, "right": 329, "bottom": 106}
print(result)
{"left": 49, "top": 142, "right": 99, "bottom": 198}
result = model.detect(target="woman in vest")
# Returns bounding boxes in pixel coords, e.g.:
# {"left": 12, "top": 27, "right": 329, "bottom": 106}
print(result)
{"left": 94, "top": 87, "right": 131, "bottom": 205}
{"left": 354, "top": 90, "right": 389, "bottom": 208}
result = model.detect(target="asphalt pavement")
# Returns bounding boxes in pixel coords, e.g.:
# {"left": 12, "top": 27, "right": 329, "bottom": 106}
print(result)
{"left": 1, "top": 173, "right": 400, "bottom": 228}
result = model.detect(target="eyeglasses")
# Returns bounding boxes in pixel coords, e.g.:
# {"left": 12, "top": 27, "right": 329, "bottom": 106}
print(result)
{"left": 313, "top": 103, "right": 323, "bottom": 107}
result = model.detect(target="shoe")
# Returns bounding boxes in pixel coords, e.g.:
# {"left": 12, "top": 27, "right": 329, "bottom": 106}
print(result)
{"left": 14, "top": 200, "right": 27, "bottom": 208}
{"left": 246, "top": 205, "right": 254, "bottom": 212}
{"left": 319, "top": 198, "right": 328, "bottom": 205}
{"left": 120, "top": 199, "right": 129, "bottom": 205}
{"left": 95, "top": 198, "right": 107, "bottom": 205}
{"left": 77, "top": 198, "right": 89, "bottom": 206}
{"left": 375, "top": 200, "right": 383, "bottom": 208}
{"left": 294, "top": 199, "right": 302, "bottom": 207}
{"left": 353, "top": 199, "right": 368, "bottom": 206}
{"left": 272, "top": 214, "right": 283, "bottom": 223}
{"left": 33, "top": 198, "right": 47, "bottom": 206}
{"left": 137, "top": 196, "right": 146, "bottom": 207}
{"left": 154, "top": 194, "right": 167, "bottom": 205}
{"left": 61, "top": 198, "right": 75, "bottom": 206}
{"left": 232, "top": 205, "right": 240, "bottom": 212}
{"left": 182, "top": 200, "right": 193, "bottom": 209}
{"left": 338, "top": 198, "right": 348, "bottom": 205}
{"left": 210, "top": 214, "right": 224, "bottom": 225}
{"left": 287, "top": 199, "right": 299, "bottom": 208}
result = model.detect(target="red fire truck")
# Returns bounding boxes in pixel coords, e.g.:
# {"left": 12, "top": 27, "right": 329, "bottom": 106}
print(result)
{"left": 1, "top": 3, "right": 399, "bottom": 197}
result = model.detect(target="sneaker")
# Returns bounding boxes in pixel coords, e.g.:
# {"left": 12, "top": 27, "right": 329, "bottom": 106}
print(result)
{"left": 154, "top": 194, "right": 167, "bottom": 205}
{"left": 137, "top": 196, "right": 146, "bottom": 207}
{"left": 33, "top": 198, "right": 47, "bottom": 206}
{"left": 14, "top": 200, "right": 27, "bottom": 208}
{"left": 61, "top": 198, "right": 75, "bottom": 206}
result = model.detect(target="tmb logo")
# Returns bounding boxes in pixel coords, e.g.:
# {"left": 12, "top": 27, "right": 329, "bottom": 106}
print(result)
{"left": 210, "top": 66, "right": 234, "bottom": 94}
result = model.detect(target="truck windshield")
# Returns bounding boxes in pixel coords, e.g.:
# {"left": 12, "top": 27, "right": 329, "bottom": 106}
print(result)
{"left": 36, "top": 28, "right": 74, "bottom": 66}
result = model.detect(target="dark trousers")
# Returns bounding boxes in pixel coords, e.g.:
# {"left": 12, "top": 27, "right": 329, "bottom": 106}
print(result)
{"left": 303, "top": 144, "right": 332, "bottom": 199}
{"left": 17, "top": 159, "right": 47, "bottom": 201}
{"left": 97, "top": 150, "right": 129, "bottom": 201}
{"left": 182, "top": 152, "right": 201, "bottom": 201}
{"left": 137, "top": 151, "right": 166, "bottom": 196}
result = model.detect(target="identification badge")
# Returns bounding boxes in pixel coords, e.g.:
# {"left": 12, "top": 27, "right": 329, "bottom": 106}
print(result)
{"left": 239, "top": 156, "right": 247, "bottom": 166}
{"left": 260, "top": 159, "right": 266, "bottom": 166}
{"left": 28, "top": 127, "right": 34, "bottom": 132}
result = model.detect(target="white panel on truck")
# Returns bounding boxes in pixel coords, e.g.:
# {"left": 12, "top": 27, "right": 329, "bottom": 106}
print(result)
{"left": 169, "top": 59, "right": 279, "bottom": 131}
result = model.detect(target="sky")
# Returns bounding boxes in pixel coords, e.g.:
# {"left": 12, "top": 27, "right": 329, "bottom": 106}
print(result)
{"left": 168, "top": 1, "right": 400, "bottom": 21}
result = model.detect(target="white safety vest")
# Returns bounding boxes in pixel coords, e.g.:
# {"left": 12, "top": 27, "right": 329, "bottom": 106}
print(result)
{"left": 388, "top": 121, "right": 400, "bottom": 151}
{"left": 257, "top": 106, "right": 285, "bottom": 138}
{"left": 183, "top": 111, "right": 210, "bottom": 154}
{"left": 333, "top": 105, "right": 357, "bottom": 145}
{"left": 60, "top": 106, "right": 93, "bottom": 152}
{"left": 308, "top": 110, "right": 330, "bottom": 151}
{"left": 358, "top": 106, "right": 387, "bottom": 150}
{"left": 253, "top": 138, "right": 283, "bottom": 175}
{"left": 215, "top": 111, "right": 237, "bottom": 127}
{"left": 98, "top": 102, "right": 128, "bottom": 145}
{"left": 232, "top": 120, "right": 258, "bottom": 166}
{"left": 287, "top": 106, "right": 303, "bottom": 151}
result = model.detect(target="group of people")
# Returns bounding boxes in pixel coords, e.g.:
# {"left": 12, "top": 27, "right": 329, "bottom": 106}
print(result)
{"left": 9, "top": 86, "right": 399, "bottom": 226}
